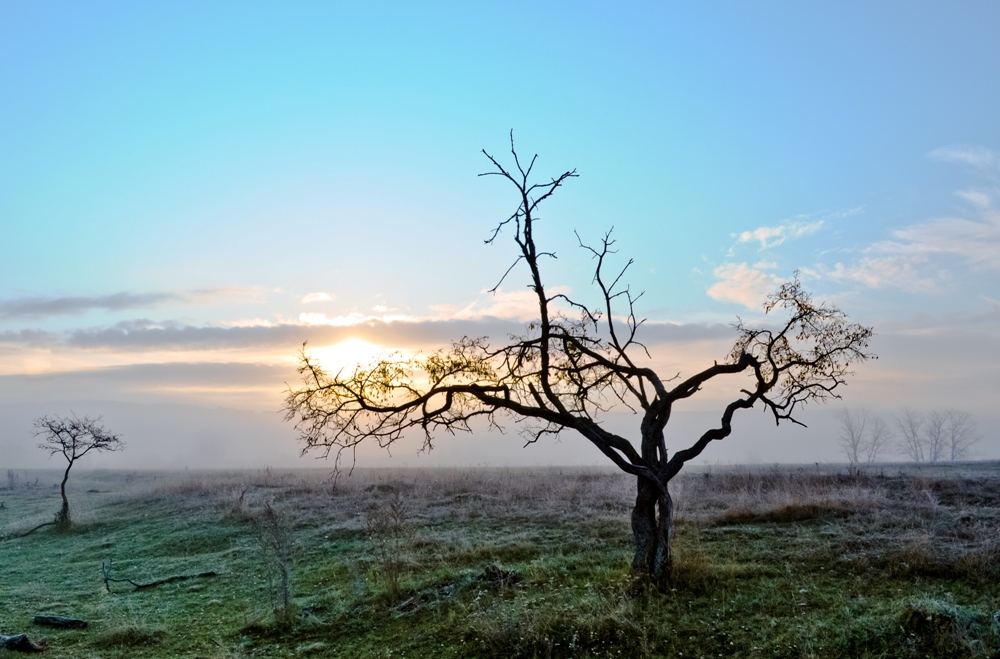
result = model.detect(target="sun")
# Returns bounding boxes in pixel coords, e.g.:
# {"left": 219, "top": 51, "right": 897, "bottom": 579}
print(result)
{"left": 309, "top": 339, "right": 386, "bottom": 374}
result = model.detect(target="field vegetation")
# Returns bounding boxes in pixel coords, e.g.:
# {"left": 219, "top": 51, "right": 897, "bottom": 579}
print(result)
{"left": 2, "top": 463, "right": 999, "bottom": 658}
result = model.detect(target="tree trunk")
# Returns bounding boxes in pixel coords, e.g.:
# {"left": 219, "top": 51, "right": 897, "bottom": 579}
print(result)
{"left": 653, "top": 488, "right": 673, "bottom": 575}
{"left": 630, "top": 477, "right": 658, "bottom": 571}
{"left": 56, "top": 461, "right": 72, "bottom": 529}
{"left": 631, "top": 476, "right": 673, "bottom": 578}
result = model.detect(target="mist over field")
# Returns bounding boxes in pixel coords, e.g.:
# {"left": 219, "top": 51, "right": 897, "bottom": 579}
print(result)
{"left": 3, "top": 398, "right": 997, "bottom": 471}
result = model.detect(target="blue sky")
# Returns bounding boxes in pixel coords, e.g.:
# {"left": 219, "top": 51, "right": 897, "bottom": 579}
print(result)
{"left": 2, "top": 2, "right": 998, "bottom": 466}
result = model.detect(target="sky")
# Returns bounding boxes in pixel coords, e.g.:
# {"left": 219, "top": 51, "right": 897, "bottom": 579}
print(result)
{"left": 2, "top": 2, "right": 998, "bottom": 469}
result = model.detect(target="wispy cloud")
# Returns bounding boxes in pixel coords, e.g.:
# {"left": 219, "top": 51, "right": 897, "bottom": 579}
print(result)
{"left": 819, "top": 256, "right": 939, "bottom": 293}
{"left": 0, "top": 292, "right": 180, "bottom": 320}
{"left": 301, "top": 292, "right": 335, "bottom": 304}
{"left": 0, "top": 288, "right": 254, "bottom": 320}
{"left": 810, "top": 146, "right": 1000, "bottom": 293}
{"left": 874, "top": 211, "right": 1000, "bottom": 271}
{"left": 732, "top": 208, "right": 862, "bottom": 253}
{"left": 706, "top": 263, "right": 782, "bottom": 309}
{"left": 928, "top": 144, "right": 998, "bottom": 171}
{"left": 956, "top": 189, "right": 992, "bottom": 208}
{"left": 737, "top": 220, "right": 824, "bottom": 249}
{"left": 429, "top": 287, "right": 572, "bottom": 323}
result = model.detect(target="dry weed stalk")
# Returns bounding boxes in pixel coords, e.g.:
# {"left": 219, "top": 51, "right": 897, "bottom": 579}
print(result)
{"left": 365, "top": 490, "right": 413, "bottom": 602}
{"left": 253, "top": 502, "right": 296, "bottom": 626}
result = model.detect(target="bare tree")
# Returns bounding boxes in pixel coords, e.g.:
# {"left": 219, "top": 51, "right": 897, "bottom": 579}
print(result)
{"left": 896, "top": 408, "right": 926, "bottom": 462}
{"left": 836, "top": 408, "right": 891, "bottom": 468}
{"left": 835, "top": 408, "right": 869, "bottom": 467}
{"left": 944, "top": 409, "right": 979, "bottom": 461}
{"left": 34, "top": 415, "right": 124, "bottom": 529}
{"left": 863, "top": 415, "right": 892, "bottom": 463}
{"left": 924, "top": 410, "right": 949, "bottom": 463}
{"left": 283, "top": 137, "right": 874, "bottom": 579}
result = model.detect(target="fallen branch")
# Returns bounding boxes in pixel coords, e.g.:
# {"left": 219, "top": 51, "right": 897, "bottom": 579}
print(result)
{"left": 101, "top": 559, "right": 221, "bottom": 593}
{"left": 32, "top": 616, "right": 87, "bottom": 629}
{"left": 0, "top": 633, "right": 45, "bottom": 652}
{"left": 3, "top": 521, "right": 56, "bottom": 541}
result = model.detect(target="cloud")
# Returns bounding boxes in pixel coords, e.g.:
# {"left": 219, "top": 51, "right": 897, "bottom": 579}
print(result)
{"left": 57, "top": 318, "right": 532, "bottom": 352}
{"left": 433, "top": 287, "right": 572, "bottom": 323}
{"left": 299, "top": 311, "right": 417, "bottom": 327}
{"left": 0, "top": 329, "right": 59, "bottom": 347}
{"left": 820, "top": 256, "right": 939, "bottom": 293}
{"left": 0, "top": 361, "right": 291, "bottom": 397}
{"left": 928, "top": 144, "right": 998, "bottom": 171}
{"left": 0, "top": 288, "right": 254, "bottom": 320}
{"left": 707, "top": 263, "right": 782, "bottom": 309}
{"left": 301, "top": 292, "right": 335, "bottom": 304}
{"left": 0, "top": 292, "right": 180, "bottom": 320}
{"left": 0, "top": 311, "right": 743, "bottom": 359}
{"left": 813, "top": 209, "right": 1000, "bottom": 291}
{"left": 810, "top": 149, "right": 1000, "bottom": 292}
{"left": 956, "top": 189, "right": 991, "bottom": 208}
{"left": 738, "top": 226, "right": 785, "bottom": 249}
{"left": 733, "top": 208, "right": 863, "bottom": 252}
{"left": 871, "top": 211, "right": 1000, "bottom": 272}
{"left": 736, "top": 218, "right": 830, "bottom": 250}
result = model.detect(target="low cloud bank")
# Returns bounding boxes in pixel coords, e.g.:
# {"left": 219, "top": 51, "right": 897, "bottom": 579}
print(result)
{"left": 1, "top": 316, "right": 738, "bottom": 353}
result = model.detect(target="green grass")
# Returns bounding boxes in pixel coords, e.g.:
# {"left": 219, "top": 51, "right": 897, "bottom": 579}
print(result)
{"left": 1, "top": 465, "right": 999, "bottom": 658}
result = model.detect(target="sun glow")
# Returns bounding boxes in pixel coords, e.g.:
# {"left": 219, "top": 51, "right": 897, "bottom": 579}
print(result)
{"left": 309, "top": 339, "right": 390, "bottom": 374}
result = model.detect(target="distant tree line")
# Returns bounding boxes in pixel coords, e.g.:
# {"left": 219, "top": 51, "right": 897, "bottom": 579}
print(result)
{"left": 836, "top": 407, "right": 981, "bottom": 466}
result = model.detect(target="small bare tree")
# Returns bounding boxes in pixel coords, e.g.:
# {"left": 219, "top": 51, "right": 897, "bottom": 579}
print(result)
{"left": 944, "top": 410, "right": 979, "bottom": 461}
{"left": 284, "top": 137, "right": 874, "bottom": 579}
{"left": 34, "top": 415, "right": 124, "bottom": 530}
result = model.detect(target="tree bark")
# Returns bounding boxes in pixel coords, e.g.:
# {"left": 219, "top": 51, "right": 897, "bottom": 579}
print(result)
{"left": 56, "top": 459, "right": 73, "bottom": 529}
{"left": 631, "top": 475, "right": 674, "bottom": 578}
{"left": 32, "top": 615, "right": 88, "bottom": 629}
{"left": 0, "top": 634, "right": 45, "bottom": 652}
{"left": 630, "top": 477, "right": 658, "bottom": 572}
{"left": 653, "top": 488, "right": 673, "bottom": 575}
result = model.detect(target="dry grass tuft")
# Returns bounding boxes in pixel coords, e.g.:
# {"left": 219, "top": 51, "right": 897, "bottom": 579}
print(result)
{"left": 899, "top": 597, "right": 997, "bottom": 657}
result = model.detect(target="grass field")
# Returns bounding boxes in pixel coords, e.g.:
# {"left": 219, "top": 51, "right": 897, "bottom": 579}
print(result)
{"left": 2, "top": 463, "right": 999, "bottom": 658}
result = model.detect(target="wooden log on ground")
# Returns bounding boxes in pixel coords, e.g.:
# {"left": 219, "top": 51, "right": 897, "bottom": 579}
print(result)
{"left": 32, "top": 615, "right": 88, "bottom": 629}
{"left": 0, "top": 633, "right": 45, "bottom": 652}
